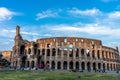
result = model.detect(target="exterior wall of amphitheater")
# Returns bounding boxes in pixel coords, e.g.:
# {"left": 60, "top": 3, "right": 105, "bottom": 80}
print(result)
{"left": 11, "top": 26, "right": 120, "bottom": 72}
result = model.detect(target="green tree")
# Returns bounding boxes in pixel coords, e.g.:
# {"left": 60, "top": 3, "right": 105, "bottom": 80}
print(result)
{"left": 0, "top": 54, "right": 10, "bottom": 67}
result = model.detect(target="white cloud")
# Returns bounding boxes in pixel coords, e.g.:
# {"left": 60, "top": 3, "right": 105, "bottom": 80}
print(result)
{"left": 51, "top": 23, "right": 120, "bottom": 37}
{"left": 107, "top": 42, "right": 120, "bottom": 52}
{"left": 68, "top": 8, "right": 101, "bottom": 16}
{"left": 101, "top": 0, "right": 117, "bottom": 2}
{"left": 0, "top": 7, "right": 18, "bottom": 21}
{"left": 108, "top": 11, "right": 120, "bottom": 18}
{"left": 21, "top": 31, "right": 39, "bottom": 36}
{"left": 36, "top": 10, "right": 58, "bottom": 20}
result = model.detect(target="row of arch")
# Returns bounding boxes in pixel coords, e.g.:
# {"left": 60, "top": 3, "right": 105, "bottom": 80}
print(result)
{"left": 20, "top": 46, "right": 116, "bottom": 60}
{"left": 13, "top": 59, "right": 116, "bottom": 71}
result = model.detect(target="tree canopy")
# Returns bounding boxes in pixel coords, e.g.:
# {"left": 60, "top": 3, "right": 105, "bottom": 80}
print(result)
{"left": 0, "top": 54, "right": 10, "bottom": 67}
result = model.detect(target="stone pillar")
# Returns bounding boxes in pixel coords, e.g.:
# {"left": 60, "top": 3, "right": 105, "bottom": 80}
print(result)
{"left": 55, "top": 61, "right": 57, "bottom": 70}
{"left": 79, "top": 62, "right": 81, "bottom": 70}
{"left": 84, "top": 43, "right": 87, "bottom": 60}
{"left": 96, "top": 62, "right": 98, "bottom": 70}
{"left": 79, "top": 48, "right": 81, "bottom": 59}
{"left": 73, "top": 48, "right": 75, "bottom": 60}
{"left": 49, "top": 61, "right": 51, "bottom": 69}
{"left": 91, "top": 62, "right": 93, "bottom": 71}
{"left": 61, "top": 48, "right": 63, "bottom": 60}
{"left": 55, "top": 48, "right": 58, "bottom": 60}
{"left": 73, "top": 61, "right": 75, "bottom": 70}
{"left": 67, "top": 61, "right": 69, "bottom": 70}
{"left": 105, "top": 63, "right": 107, "bottom": 71}
{"left": 85, "top": 62, "right": 87, "bottom": 71}
{"left": 94, "top": 45, "right": 98, "bottom": 60}
{"left": 67, "top": 47, "right": 69, "bottom": 61}
{"left": 31, "top": 47, "right": 34, "bottom": 55}
{"left": 17, "top": 58, "right": 20, "bottom": 68}
{"left": 34, "top": 58, "right": 37, "bottom": 68}
{"left": 50, "top": 48, "right": 52, "bottom": 60}
{"left": 44, "top": 48, "right": 47, "bottom": 65}
{"left": 61, "top": 61, "right": 63, "bottom": 70}
{"left": 101, "top": 63, "right": 103, "bottom": 71}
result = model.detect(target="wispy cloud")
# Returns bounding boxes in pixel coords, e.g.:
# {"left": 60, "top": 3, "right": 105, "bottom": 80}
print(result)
{"left": 101, "top": 0, "right": 118, "bottom": 2}
{"left": 0, "top": 7, "right": 19, "bottom": 21}
{"left": 68, "top": 8, "right": 101, "bottom": 16}
{"left": 51, "top": 23, "right": 120, "bottom": 37}
{"left": 36, "top": 10, "right": 59, "bottom": 20}
{"left": 108, "top": 11, "right": 120, "bottom": 19}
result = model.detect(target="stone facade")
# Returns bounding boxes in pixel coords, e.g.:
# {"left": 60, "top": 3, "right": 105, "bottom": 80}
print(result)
{"left": 11, "top": 26, "right": 120, "bottom": 72}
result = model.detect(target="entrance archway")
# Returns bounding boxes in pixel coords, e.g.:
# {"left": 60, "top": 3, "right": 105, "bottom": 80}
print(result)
{"left": 51, "top": 61, "right": 55, "bottom": 69}
{"left": 98, "top": 63, "right": 101, "bottom": 70}
{"left": 57, "top": 61, "right": 61, "bottom": 69}
{"left": 69, "top": 61, "right": 73, "bottom": 70}
{"left": 27, "top": 61, "right": 29, "bottom": 67}
{"left": 87, "top": 62, "right": 91, "bottom": 72}
{"left": 81, "top": 62, "right": 85, "bottom": 70}
{"left": 103, "top": 63, "right": 105, "bottom": 71}
{"left": 76, "top": 62, "right": 79, "bottom": 70}
{"left": 63, "top": 61, "right": 67, "bottom": 70}
{"left": 21, "top": 56, "right": 27, "bottom": 68}
{"left": 31, "top": 61, "right": 34, "bottom": 68}
{"left": 93, "top": 62, "right": 96, "bottom": 71}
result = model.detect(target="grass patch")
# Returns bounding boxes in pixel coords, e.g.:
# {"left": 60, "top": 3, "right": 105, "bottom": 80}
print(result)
{"left": 0, "top": 70, "right": 118, "bottom": 80}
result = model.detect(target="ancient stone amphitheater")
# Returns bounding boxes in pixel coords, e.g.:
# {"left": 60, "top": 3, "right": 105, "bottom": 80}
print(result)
{"left": 11, "top": 26, "right": 120, "bottom": 72}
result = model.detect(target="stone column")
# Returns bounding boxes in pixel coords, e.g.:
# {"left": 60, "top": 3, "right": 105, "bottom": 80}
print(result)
{"left": 49, "top": 61, "right": 51, "bottom": 69}
{"left": 105, "top": 63, "right": 107, "bottom": 71}
{"left": 34, "top": 58, "right": 37, "bottom": 68}
{"left": 55, "top": 61, "right": 57, "bottom": 70}
{"left": 44, "top": 48, "right": 47, "bottom": 65}
{"left": 101, "top": 63, "right": 103, "bottom": 71}
{"left": 61, "top": 48, "right": 63, "bottom": 60}
{"left": 61, "top": 61, "right": 63, "bottom": 70}
{"left": 67, "top": 61, "right": 69, "bottom": 70}
{"left": 85, "top": 62, "right": 87, "bottom": 71}
{"left": 96, "top": 62, "right": 98, "bottom": 70}
{"left": 17, "top": 58, "right": 20, "bottom": 68}
{"left": 91, "top": 62, "right": 93, "bottom": 71}
{"left": 79, "top": 48, "right": 81, "bottom": 59}
{"left": 50, "top": 47, "right": 52, "bottom": 60}
{"left": 73, "top": 61, "right": 75, "bottom": 70}
{"left": 31, "top": 47, "right": 34, "bottom": 55}
{"left": 73, "top": 48, "right": 75, "bottom": 60}
{"left": 55, "top": 48, "right": 58, "bottom": 60}
{"left": 95, "top": 45, "right": 98, "bottom": 60}
{"left": 79, "top": 62, "right": 81, "bottom": 70}
{"left": 84, "top": 43, "right": 87, "bottom": 60}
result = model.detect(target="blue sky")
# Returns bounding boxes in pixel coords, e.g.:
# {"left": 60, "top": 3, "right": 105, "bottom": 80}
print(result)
{"left": 0, "top": 0, "right": 120, "bottom": 51}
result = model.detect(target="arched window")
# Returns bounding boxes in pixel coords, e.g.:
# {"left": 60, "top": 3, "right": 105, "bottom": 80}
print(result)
{"left": 20, "top": 45, "right": 25, "bottom": 54}
{"left": 38, "top": 49, "right": 40, "bottom": 55}
{"left": 76, "top": 48, "right": 79, "bottom": 57}
{"left": 52, "top": 48, "right": 56, "bottom": 56}
{"left": 97, "top": 50, "right": 100, "bottom": 59}
{"left": 47, "top": 49, "right": 50, "bottom": 56}
{"left": 42, "top": 49, "right": 45, "bottom": 55}
{"left": 28, "top": 48, "right": 31, "bottom": 54}
{"left": 92, "top": 50, "right": 95, "bottom": 59}
{"left": 81, "top": 49, "right": 84, "bottom": 56}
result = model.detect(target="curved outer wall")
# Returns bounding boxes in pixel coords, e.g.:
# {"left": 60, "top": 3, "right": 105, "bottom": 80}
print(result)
{"left": 11, "top": 26, "right": 120, "bottom": 72}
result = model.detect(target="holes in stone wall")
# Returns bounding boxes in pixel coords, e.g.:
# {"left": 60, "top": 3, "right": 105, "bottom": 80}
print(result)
{"left": 28, "top": 48, "right": 31, "bottom": 54}
{"left": 81, "top": 39, "right": 83, "bottom": 42}
{"left": 47, "top": 44, "right": 51, "bottom": 48}
{"left": 64, "top": 38, "right": 67, "bottom": 43}
{"left": 69, "top": 44, "right": 73, "bottom": 48}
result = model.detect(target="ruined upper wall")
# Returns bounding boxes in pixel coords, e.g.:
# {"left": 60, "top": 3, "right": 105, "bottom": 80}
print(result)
{"left": 37, "top": 37, "right": 102, "bottom": 45}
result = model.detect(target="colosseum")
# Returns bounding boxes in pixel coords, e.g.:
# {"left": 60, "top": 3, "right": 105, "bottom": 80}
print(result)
{"left": 11, "top": 26, "right": 120, "bottom": 72}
